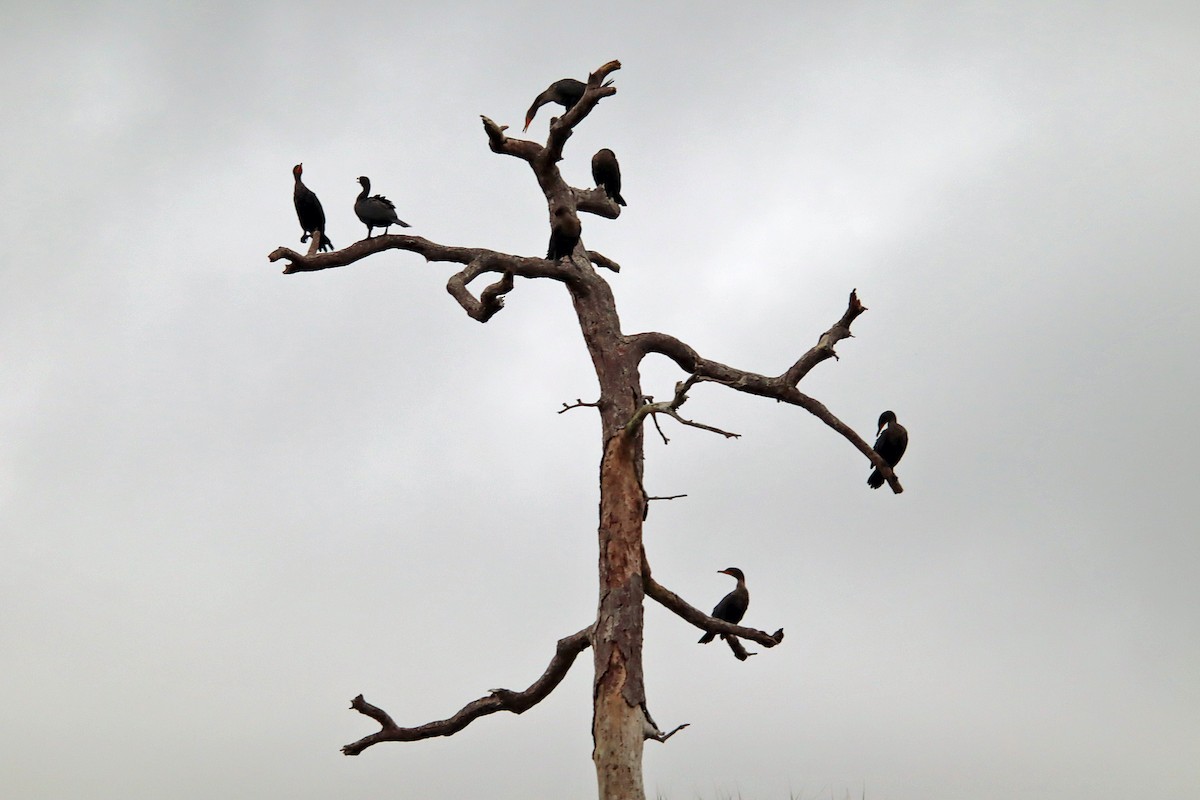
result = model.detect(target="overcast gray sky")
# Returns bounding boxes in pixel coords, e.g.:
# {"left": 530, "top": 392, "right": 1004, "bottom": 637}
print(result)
{"left": 2, "top": 2, "right": 1197, "bottom": 798}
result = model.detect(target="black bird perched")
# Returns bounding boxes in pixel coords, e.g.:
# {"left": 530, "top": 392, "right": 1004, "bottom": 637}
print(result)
{"left": 698, "top": 567, "right": 749, "bottom": 644}
{"left": 867, "top": 410, "right": 908, "bottom": 489}
{"left": 524, "top": 78, "right": 587, "bottom": 132}
{"left": 591, "top": 148, "right": 627, "bottom": 206}
{"left": 354, "top": 176, "right": 411, "bottom": 238}
{"left": 292, "top": 164, "right": 333, "bottom": 252}
{"left": 546, "top": 206, "right": 581, "bottom": 261}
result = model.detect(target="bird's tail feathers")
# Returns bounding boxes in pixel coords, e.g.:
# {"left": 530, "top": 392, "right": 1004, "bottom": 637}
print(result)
{"left": 867, "top": 469, "right": 885, "bottom": 489}
{"left": 698, "top": 631, "right": 716, "bottom": 644}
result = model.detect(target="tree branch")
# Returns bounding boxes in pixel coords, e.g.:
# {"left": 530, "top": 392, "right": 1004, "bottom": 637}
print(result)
{"left": 629, "top": 291, "right": 903, "bottom": 493}
{"left": 586, "top": 250, "right": 621, "bottom": 272}
{"left": 782, "top": 289, "right": 868, "bottom": 384}
{"left": 577, "top": 188, "right": 622, "bottom": 219}
{"left": 643, "top": 574, "right": 785, "bottom": 654}
{"left": 480, "top": 115, "right": 542, "bottom": 162}
{"left": 624, "top": 375, "right": 741, "bottom": 441}
{"left": 641, "top": 702, "right": 689, "bottom": 743}
{"left": 269, "top": 235, "right": 569, "bottom": 278}
{"left": 559, "top": 398, "right": 602, "bottom": 414}
{"left": 342, "top": 626, "right": 593, "bottom": 756}
{"left": 545, "top": 60, "right": 621, "bottom": 163}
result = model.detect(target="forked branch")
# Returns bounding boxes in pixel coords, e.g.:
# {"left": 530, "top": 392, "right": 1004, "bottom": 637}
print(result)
{"left": 342, "top": 626, "right": 593, "bottom": 756}
{"left": 783, "top": 288, "right": 868, "bottom": 384}
{"left": 631, "top": 290, "right": 903, "bottom": 493}
{"left": 624, "top": 376, "right": 740, "bottom": 440}
{"left": 546, "top": 60, "right": 621, "bottom": 162}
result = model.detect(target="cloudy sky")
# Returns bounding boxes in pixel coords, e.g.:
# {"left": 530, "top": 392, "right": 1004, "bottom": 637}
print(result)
{"left": 2, "top": 2, "right": 1197, "bottom": 798}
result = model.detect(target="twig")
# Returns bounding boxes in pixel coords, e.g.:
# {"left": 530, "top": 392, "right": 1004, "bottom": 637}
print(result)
{"left": 559, "top": 399, "right": 601, "bottom": 414}
{"left": 640, "top": 702, "right": 689, "bottom": 743}
{"left": 658, "top": 408, "right": 740, "bottom": 439}
{"left": 651, "top": 723, "right": 691, "bottom": 742}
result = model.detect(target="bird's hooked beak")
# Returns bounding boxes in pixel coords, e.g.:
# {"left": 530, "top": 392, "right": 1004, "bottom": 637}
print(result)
{"left": 522, "top": 116, "right": 533, "bottom": 132}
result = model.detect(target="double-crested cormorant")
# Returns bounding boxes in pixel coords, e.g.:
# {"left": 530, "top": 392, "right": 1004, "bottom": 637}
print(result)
{"left": 292, "top": 164, "right": 333, "bottom": 252}
{"left": 867, "top": 410, "right": 908, "bottom": 489}
{"left": 524, "top": 78, "right": 587, "bottom": 132}
{"left": 546, "top": 206, "right": 581, "bottom": 261}
{"left": 591, "top": 148, "right": 627, "bottom": 206}
{"left": 698, "top": 567, "right": 749, "bottom": 644}
{"left": 354, "top": 176, "right": 411, "bottom": 238}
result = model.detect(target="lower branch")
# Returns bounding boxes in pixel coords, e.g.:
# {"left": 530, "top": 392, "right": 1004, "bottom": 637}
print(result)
{"left": 644, "top": 575, "right": 785, "bottom": 651}
{"left": 641, "top": 702, "right": 689, "bottom": 743}
{"left": 648, "top": 723, "right": 690, "bottom": 742}
{"left": 342, "top": 625, "right": 593, "bottom": 756}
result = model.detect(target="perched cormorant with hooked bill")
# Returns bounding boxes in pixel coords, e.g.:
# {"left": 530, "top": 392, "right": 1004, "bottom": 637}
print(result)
{"left": 698, "top": 567, "right": 749, "bottom": 644}
{"left": 292, "top": 164, "right": 334, "bottom": 252}
{"left": 591, "top": 148, "right": 627, "bottom": 206}
{"left": 523, "top": 78, "right": 587, "bottom": 132}
{"left": 867, "top": 410, "right": 908, "bottom": 489}
{"left": 546, "top": 206, "right": 581, "bottom": 261}
{"left": 354, "top": 176, "right": 411, "bottom": 238}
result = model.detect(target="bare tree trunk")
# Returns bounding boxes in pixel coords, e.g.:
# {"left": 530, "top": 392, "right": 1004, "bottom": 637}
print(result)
{"left": 593, "top": 427, "right": 646, "bottom": 799}
{"left": 275, "top": 58, "right": 893, "bottom": 800}
{"left": 564, "top": 268, "right": 649, "bottom": 800}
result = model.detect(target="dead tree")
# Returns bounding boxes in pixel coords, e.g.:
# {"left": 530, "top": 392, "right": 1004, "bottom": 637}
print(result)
{"left": 268, "top": 59, "right": 902, "bottom": 800}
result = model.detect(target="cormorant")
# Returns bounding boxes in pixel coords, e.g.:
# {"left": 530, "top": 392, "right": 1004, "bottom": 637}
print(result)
{"left": 591, "top": 148, "right": 626, "bottom": 206}
{"left": 524, "top": 78, "right": 587, "bottom": 132}
{"left": 867, "top": 410, "right": 908, "bottom": 489}
{"left": 354, "top": 176, "right": 411, "bottom": 238}
{"left": 292, "top": 164, "right": 333, "bottom": 252}
{"left": 546, "top": 206, "right": 581, "bottom": 261}
{"left": 698, "top": 567, "right": 749, "bottom": 644}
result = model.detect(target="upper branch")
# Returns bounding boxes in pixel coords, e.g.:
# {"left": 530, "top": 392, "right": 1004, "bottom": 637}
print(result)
{"left": 545, "top": 60, "right": 621, "bottom": 162}
{"left": 783, "top": 288, "right": 868, "bottom": 384}
{"left": 269, "top": 235, "right": 563, "bottom": 278}
{"left": 630, "top": 290, "right": 903, "bottom": 492}
{"left": 481, "top": 115, "right": 542, "bottom": 162}
{"left": 269, "top": 236, "right": 585, "bottom": 323}
{"left": 479, "top": 59, "right": 620, "bottom": 169}
{"left": 342, "top": 626, "right": 593, "bottom": 756}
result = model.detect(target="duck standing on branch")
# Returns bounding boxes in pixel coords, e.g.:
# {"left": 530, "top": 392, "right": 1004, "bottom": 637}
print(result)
{"left": 591, "top": 148, "right": 627, "bottom": 206}
{"left": 867, "top": 410, "right": 908, "bottom": 489}
{"left": 698, "top": 568, "right": 749, "bottom": 644}
{"left": 292, "top": 164, "right": 334, "bottom": 252}
{"left": 354, "top": 176, "right": 411, "bottom": 238}
{"left": 523, "top": 77, "right": 587, "bottom": 132}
